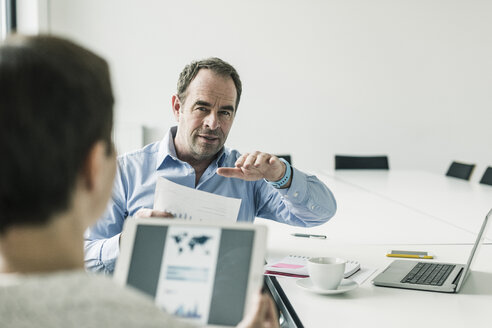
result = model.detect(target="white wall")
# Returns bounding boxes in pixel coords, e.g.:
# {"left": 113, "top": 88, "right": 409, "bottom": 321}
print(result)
{"left": 46, "top": 0, "right": 492, "bottom": 180}
{"left": 16, "top": 0, "right": 50, "bottom": 34}
{"left": 0, "top": 1, "right": 5, "bottom": 40}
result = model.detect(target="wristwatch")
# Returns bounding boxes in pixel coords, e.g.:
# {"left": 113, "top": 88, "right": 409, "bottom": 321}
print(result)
{"left": 266, "top": 158, "right": 292, "bottom": 189}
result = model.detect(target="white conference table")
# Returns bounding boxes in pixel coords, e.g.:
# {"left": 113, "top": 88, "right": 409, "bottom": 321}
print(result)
{"left": 321, "top": 169, "right": 492, "bottom": 239}
{"left": 257, "top": 169, "right": 492, "bottom": 328}
{"left": 267, "top": 172, "right": 480, "bottom": 245}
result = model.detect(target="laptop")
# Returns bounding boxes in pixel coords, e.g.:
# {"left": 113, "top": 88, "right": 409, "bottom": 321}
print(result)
{"left": 114, "top": 218, "right": 267, "bottom": 327}
{"left": 372, "top": 208, "right": 491, "bottom": 293}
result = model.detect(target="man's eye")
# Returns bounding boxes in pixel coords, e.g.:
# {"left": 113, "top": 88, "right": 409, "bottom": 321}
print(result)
{"left": 220, "top": 111, "right": 231, "bottom": 116}
{"left": 195, "top": 107, "right": 210, "bottom": 114}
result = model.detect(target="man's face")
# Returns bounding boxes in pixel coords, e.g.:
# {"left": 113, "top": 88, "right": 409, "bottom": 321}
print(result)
{"left": 173, "top": 69, "right": 237, "bottom": 162}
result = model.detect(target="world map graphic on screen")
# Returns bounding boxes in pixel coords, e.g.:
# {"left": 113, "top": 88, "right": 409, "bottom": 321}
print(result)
{"left": 171, "top": 233, "right": 213, "bottom": 255}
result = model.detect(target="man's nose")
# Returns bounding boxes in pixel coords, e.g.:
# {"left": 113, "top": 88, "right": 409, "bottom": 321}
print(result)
{"left": 203, "top": 111, "right": 220, "bottom": 130}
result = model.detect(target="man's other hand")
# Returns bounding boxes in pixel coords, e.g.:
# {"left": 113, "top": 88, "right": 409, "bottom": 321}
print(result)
{"left": 134, "top": 208, "right": 174, "bottom": 218}
{"left": 119, "top": 208, "right": 174, "bottom": 245}
{"left": 237, "top": 293, "right": 279, "bottom": 328}
{"left": 217, "top": 152, "right": 289, "bottom": 186}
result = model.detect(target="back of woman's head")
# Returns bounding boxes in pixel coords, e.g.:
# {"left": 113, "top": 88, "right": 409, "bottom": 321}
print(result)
{"left": 0, "top": 35, "right": 114, "bottom": 234}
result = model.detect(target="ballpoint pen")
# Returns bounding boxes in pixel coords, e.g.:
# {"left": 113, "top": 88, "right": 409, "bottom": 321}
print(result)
{"left": 291, "top": 233, "right": 327, "bottom": 239}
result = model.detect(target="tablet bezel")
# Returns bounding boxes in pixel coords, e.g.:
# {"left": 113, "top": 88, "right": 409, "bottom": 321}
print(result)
{"left": 114, "top": 217, "right": 268, "bottom": 327}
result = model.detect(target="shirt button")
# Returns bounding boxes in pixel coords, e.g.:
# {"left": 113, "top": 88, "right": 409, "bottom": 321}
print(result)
{"left": 294, "top": 192, "right": 299, "bottom": 198}
{"left": 311, "top": 205, "right": 315, "bottom": 210}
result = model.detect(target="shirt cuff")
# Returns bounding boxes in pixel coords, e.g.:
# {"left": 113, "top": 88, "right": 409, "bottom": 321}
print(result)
{"left": 276, "top": 167, "right": 308, "bottom": 203}
{"left": 101, "top": 233, "right": 121, "bottom": 271}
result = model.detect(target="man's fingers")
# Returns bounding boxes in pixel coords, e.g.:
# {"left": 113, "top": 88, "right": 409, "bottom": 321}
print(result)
{"left": 217, "top": 167, "right": 244, "bottom": 178}
{"left": 269, "top": 155, "right": 280, "bottom": 165}
{"left": 243, "top": 153, "right": 258, "bottom": 169}
{"left": 223, "top": 152, "right": 285, "bottom": 182}
{"left": 235, "top": 153, "right": 249, "bottom": 168}
{"left": 135, "top": 208, "right": 152, "bottom": 218}
{"left": 151, "top": 210, "right": 174, "bottom": 218}
{"left": 254, "top": 153, "right": 271, "bottom": 168}
{"left": 135, "top": 208, "right": 174, "bottom": 218}
{"left": 218, "top": 167, "right": 264, "bottom": 181}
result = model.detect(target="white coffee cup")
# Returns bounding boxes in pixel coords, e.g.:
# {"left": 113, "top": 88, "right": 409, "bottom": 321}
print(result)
{"left": 307, "top": 257, "right": 346, "bottom": 290}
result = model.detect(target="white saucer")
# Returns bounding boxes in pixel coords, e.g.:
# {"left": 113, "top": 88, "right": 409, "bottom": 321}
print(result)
{"left": 296, "top": 278, "right": 359, "bottom": 295}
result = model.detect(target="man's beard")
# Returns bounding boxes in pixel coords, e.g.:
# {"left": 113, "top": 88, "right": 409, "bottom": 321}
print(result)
{"left": 190, "top": 128, "right": 226, "bottom": 160}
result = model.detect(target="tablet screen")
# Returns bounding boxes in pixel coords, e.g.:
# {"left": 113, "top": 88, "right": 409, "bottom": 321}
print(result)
{"left": 125, "top": 224, "right": 254, "bottom": 326}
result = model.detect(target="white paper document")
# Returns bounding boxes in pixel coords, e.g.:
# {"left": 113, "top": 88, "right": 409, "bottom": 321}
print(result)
{"left": 350, "top": 267, "right": 377, "bottom": 285}
{"left": 153, "top": 176, "right": 242, "bottom": 222}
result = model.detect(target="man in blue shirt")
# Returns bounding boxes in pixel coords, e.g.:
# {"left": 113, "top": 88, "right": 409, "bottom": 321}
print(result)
{"left": 85, "top": 58, "right": 337, "bottom": 273}
{"left": 1, "top": 37, "right": 278, "bottom": 328}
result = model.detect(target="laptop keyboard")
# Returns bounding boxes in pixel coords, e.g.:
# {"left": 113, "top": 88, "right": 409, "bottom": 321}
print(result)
{"left": 401, "top": 262, "right": 456, "bottom": 286}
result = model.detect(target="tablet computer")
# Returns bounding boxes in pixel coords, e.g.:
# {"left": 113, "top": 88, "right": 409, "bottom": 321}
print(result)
{"left": 114, "top": 218, "right": 267, "bottom": 327}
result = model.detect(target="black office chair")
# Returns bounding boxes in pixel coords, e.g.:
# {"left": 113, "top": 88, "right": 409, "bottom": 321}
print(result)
{"left": 479, "top": 167, "right": 492, "bottom": 186}
{"left": 334, "top": 155, "right": 389, "bottom": 170}
{"left": 445, "top": 161, "right": 475, "bottom": 180}
{"left": 275, "top": 154, "right": 292, "bottom": 165}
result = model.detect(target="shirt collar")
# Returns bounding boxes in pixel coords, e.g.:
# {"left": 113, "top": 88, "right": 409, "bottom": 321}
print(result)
{"left": 156, "top": 126, "right": 178, "bottom": 170}
{"left": 156, "top": 126, "right": 228, "bottom": 170}
{"left": 216, "top": 147, "right": 227, "bottom": 167}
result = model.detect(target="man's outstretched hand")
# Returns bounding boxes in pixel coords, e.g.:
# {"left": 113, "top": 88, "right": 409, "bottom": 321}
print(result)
{"left": 217, "top": 152, "right": 290, "bottom": 187}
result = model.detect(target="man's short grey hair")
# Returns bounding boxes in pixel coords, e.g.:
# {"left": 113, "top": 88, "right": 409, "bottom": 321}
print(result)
{"left": 177, "top": 57, "right": 242, "bottom": 111}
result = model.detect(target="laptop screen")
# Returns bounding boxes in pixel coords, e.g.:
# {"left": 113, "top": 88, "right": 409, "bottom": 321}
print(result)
{"left": 456, "top": 209, "right": 492, "bottom": 291}
{"left": 124, "top": 223, "right": 255, "bottom": 326}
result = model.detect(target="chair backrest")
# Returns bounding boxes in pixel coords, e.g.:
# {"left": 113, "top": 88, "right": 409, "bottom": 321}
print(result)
{"left": 445, "top": 161, "right": 475, "bottom": 180}
{"left": 479, "top": 167, "right": 492, "bottom": 186}
{"left": 142, "top": 126, "right": 166, "bottom": 146}
{"left": 275, "top": 154, "right": 292, "bottom": 165}
{"left": 335, "top": 155, "right": 389, "bottom": 170}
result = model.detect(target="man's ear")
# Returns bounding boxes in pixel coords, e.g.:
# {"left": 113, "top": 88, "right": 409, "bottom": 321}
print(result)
{"left": 171, "top": 95, "right": 182, "bottom": 121}
{"left": 81, "top": 141, "right": 106, "bottom": 191}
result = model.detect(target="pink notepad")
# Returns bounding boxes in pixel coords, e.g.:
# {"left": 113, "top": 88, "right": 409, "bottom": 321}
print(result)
{"left": 264, "top": 255, "right": 309, "bottom": 276}
{"left": 272, "top": 263, "right": 304, "bottom": 269}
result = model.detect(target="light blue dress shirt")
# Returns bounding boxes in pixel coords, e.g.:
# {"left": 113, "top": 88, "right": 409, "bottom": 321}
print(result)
{"left": 84, "top": 127, "right": 337, "bottom": 273}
